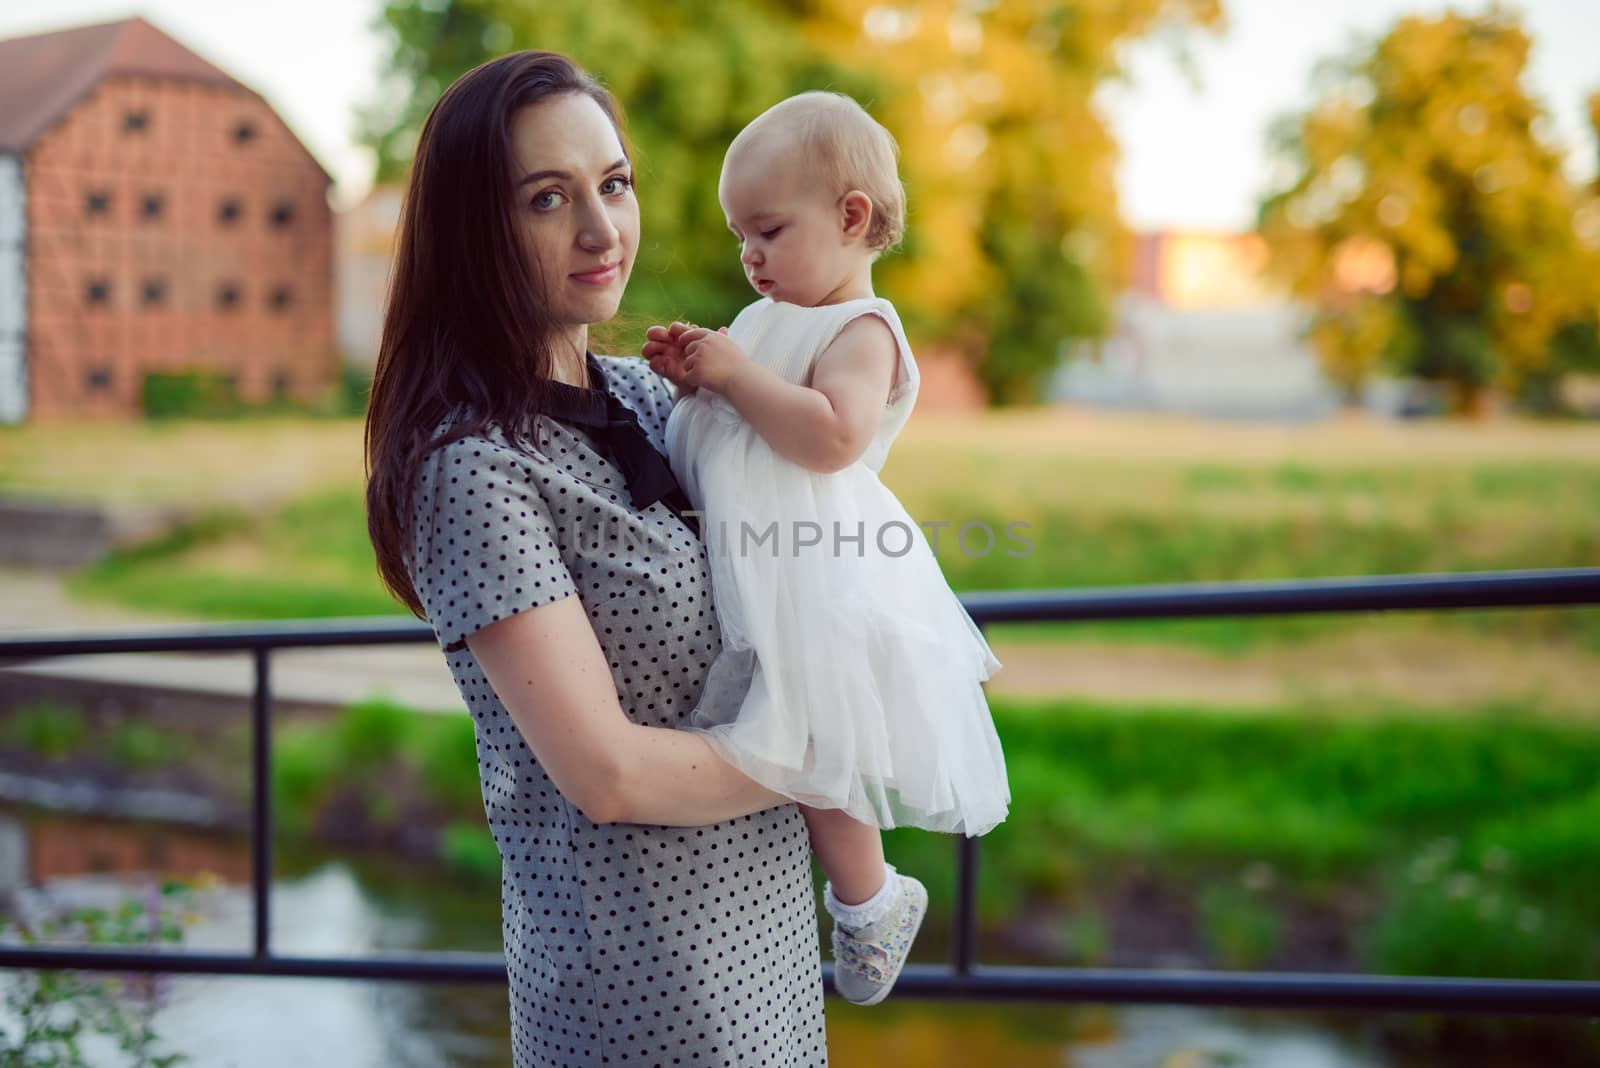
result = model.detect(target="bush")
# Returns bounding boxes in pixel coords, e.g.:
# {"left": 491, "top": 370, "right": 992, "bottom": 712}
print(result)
{"left": 1468, "top": 789, "right": 1600, "bottom": 912}
{"left": 140, "top": 363, "right": 367, "bottom": 422}
{"left": 329, "top": 363, "right": 371, "bottom": 417}
{"left": 140, "top": 371, "right": 245, "bottom": 420}
{"left": 105, "top": 723, "right": 183, "bottom": 771}
{"left": 331, "top": 698, "right": 410, "bottom": 773}
{"left": 1198, "top": 880, "right": 1283, "bottom": 969}
{"left": 1362, "top": 839, "right": 1600, "bottom": 980}
{"left": 2, "top": 704, "right": 90, "bottom": 761}
{"left": 439, "top": 823, "right": 501, "bottom": 887}
{"left": 271, "top": 723, "right": 340, "bottom": 838}
{"left": 411, "top": 714, "right": 482, "bottom": 818}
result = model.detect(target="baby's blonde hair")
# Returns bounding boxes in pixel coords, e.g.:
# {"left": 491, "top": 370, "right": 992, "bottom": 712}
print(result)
{"left": 727, "top": 91, "right": 905, "bottom": 255}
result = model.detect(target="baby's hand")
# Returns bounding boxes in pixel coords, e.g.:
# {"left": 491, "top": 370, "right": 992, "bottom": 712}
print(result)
{"left": 677, "top": 326, "right": 745, "bottom": 395}
{"left": 644, "top": 322, "right": 698, "bottom": 397}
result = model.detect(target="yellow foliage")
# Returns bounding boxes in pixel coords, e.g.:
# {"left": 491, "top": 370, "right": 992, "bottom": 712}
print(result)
{"left": 1259, "top": 9, "right": 1600, "bottom": 406}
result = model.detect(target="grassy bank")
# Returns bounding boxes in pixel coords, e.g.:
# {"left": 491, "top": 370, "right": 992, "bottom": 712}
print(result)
{"left": 60, "top": 463, "right": 1600, "bottom": 655}
{"left": 4, "top": 411, "right": 1587, "bottom": 639}
{"left": 7, "top": 694, "right": 1596, "bottom": 984}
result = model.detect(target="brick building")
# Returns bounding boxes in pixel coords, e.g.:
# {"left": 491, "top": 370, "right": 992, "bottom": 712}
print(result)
{"left": 0, "top": 16, "right": 334, "bottom": 422}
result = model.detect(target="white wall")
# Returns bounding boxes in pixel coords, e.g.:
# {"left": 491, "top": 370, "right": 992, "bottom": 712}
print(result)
{"left": 0, "top": 153, "right": 27, "bottom": 424}
{"left": 1048, "top": 293, "right": 1341, "bottom": 423}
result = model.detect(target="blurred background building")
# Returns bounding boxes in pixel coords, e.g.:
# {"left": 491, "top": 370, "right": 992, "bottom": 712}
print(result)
{"left": 1048, "top": 231, "right": 1344, "bottom": 422}
{"left": 0, "top": 16, "right": 335, "bottom": 423}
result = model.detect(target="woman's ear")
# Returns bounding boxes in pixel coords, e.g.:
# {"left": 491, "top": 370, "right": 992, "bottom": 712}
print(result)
{"left": 838, "top": 190, "right": 874, "bottom": 242}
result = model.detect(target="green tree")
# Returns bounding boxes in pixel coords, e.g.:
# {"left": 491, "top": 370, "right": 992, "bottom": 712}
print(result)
{"left": 1258, "top": 10, "right": 1600, "bottom": 414}
{"left": 358, "top": 0, "right": 869, "bottom": 338}
{"left": 360, "top": 0, "right": 1222, "bottom": 403}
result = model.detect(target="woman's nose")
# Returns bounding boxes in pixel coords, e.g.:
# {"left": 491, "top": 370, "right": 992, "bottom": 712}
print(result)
{"left": 577, "top": 202, "right": 621, "bottom": 251}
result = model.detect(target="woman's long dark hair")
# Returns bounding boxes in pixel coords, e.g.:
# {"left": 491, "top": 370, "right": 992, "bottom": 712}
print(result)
{"left": 365, "top": 52, "right": 628, "bottom": 616}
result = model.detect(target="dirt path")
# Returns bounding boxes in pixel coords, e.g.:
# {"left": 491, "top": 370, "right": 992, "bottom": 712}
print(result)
{"left": 986, "top": 628, "right": 1600, "bottom": 720}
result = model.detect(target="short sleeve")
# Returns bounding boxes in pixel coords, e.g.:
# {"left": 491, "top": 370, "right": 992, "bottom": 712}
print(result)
{"left": 824, "top": 300, "right": 919, "bottom": 410}
{"left": 883, "top": 325, "right": 918, "bottom": 408}
{"left": 829, "top": 300, "right": 921, "bottom": 472}
{"left": 408, "top": 434, "right": 578, "bottom": 654}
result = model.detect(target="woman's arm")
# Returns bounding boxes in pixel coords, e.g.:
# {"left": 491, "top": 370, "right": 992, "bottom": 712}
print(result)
{"left": 465, "top": 592, "right": 789, "bottom": 826}
{"left": 694, "top": 314, "right": 899, "bottom": 473}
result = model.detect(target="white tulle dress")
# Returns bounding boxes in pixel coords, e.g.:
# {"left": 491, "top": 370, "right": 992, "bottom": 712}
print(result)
{"left": 664, "top": 296, "right": 1010, "bottom": 837}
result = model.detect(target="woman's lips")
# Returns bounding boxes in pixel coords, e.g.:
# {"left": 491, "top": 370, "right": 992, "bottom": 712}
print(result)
{"left": 572, "top": 262, "right": 620, "bottom": 285}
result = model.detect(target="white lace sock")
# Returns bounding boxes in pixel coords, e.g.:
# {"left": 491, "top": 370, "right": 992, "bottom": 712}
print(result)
{"left": 823, "top": 863, "right": 901, "bottom": 931}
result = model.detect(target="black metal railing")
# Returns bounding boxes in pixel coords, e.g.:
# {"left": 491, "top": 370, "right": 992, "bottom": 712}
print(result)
{"left": 3, "top": 566, "right": 1600, "bottom": 1016}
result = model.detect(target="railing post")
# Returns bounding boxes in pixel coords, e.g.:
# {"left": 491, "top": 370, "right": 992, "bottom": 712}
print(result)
{"left": 952, "top": 623, "right": 991, "bottom": 976}
{"left": 953, "top": 822, "right": 979, "bottom": 975}
{"left": 252, "top": 647, "right": 272, "bottom": 961}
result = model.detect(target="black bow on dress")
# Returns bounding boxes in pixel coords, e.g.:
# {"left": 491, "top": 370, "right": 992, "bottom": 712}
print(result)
{"left": 541, "top": 353, "right": 701, "bottom": 538}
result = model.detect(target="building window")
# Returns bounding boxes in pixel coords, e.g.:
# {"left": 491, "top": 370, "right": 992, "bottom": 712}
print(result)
{"left": 218, "top": 198, "right": 242, "bottom": 226}
{"left": 267, "top": 285, "right": 293, "bottom": 312}
{"left": 217, "top": 282, "right": 242, "bottom": 310}
{"left": 141, "top": 278, "right": 167, "bottom": 307}
{"left": 85, "top": 191, "right": 111, "bottom": 217}
{"left": 140, "top": 193, "right": 164, "bottom": 220}
{"left": 233, "top": 120, "right": 257, "bottom": 145}
{"left": 123, "top": 110, "right": 149, "bottom": 133}
{"left": 269, "top": 200, "right": 295, "bottom": 228}
{"left": 86, "top": 366, "right": 113, "bottom": 391}
{"left": 85, "top": 279, "right": 111, "bottom": 306}
{"left": 271, "top": 370, "right": 292, "bottom": 400}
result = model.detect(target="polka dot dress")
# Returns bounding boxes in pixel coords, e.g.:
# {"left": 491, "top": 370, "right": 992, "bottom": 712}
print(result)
{"left": 405, "top": 355, "right": 828, "bottom": 1067}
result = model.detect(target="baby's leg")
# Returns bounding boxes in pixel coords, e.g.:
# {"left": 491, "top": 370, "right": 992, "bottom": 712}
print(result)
{"left": 803, "top": 804, "right": 928, "bottom": 1006}
{"left": 801, "top": 804, "right": 886, "bottom": 904}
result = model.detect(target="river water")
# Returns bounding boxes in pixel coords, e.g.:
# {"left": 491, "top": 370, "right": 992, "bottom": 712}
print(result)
{"left": 0, "top": 808, "right": 1524, "bottom": 1066}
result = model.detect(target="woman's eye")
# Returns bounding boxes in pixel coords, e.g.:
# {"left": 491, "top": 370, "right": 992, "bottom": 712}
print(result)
{"left": 602, "top": 175, "right": 634, "bottom": 195}
{"left": 531, "top": 190, "right": 564, "bottom": 211}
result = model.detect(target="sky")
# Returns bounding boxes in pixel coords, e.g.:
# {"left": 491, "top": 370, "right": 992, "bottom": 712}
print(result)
{"left": 0, "top": 0, "right": 1595, "bottom": 229}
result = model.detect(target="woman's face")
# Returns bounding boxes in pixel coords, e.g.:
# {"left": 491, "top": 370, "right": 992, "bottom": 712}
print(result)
{"left": 510, "top": 93, "right": 638, "bottom": 339}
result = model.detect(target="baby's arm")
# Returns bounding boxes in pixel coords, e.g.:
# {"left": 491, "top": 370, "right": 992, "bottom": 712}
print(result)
{"left": 713, "top": 315, "right": 898, "bottom": 473}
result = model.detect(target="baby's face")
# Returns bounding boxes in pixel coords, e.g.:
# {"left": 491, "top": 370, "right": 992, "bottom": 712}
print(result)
{"left": 719, "top": 140, "right": 859, "bottom": 307}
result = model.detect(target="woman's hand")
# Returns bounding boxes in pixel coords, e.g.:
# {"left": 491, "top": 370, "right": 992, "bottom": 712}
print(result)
{"left": 676, "top": 325, "right": 748, "bottom": 396}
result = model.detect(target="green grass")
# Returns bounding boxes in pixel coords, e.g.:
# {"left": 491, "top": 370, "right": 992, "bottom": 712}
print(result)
{"left": 59, "top": 457, "right": 1600, "bottom": 655}
{"left": 867, "top": 696, "right": 1600, "bottom": 982}
{"left": 67, "top": 488, "right": 401, "bottom": 620}
{"left": 28, "top": 413, "right": 1596, "bottom": 658}
{"left": 255, "top": 695, "right": 1600, "bottom": 930}
{"left": 0, "top": 415, "right": 365, "bottom": 507}
{"left": 250, "top": 695, "right": 1600, "bottom": 918}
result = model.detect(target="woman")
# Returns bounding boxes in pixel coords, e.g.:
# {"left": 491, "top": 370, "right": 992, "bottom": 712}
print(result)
{"left": 363, "top": 52, "right": 828, "bottom": 1066}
